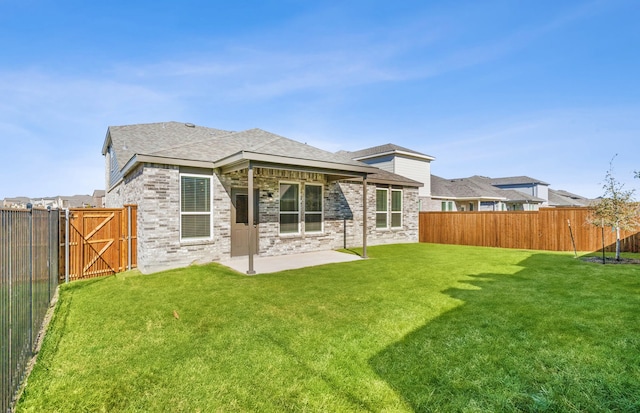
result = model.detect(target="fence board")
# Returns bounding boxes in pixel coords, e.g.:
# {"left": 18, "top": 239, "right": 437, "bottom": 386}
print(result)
{"left": 419, "top": 207, "right": 640, "bottom": 253}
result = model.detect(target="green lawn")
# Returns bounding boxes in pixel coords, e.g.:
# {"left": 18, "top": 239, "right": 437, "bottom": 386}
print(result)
{"left": 17, "top": 244, "right": 640, "bottom": 412}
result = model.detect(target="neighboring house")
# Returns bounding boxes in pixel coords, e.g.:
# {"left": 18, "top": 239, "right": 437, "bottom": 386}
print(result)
{"left": 92, "top": 189, "right": 106, "bottom": 207}
{"left": 2, "top": 197, "right": 31, "bottom": 208}
{"left": 1, "top": 195, "right": 97, "bottom": 209}
{"left": 338, "top": 143, "right": 436, "bottom": 210}
{"left": 426, "top": 175, "right": 546, "bottom": 211}
{"left": 103, "top": 122, "right": 422, "bottom": 274}
{"left": 488, "top": 176, "right": 550, "bottom": 207}
{"left": 548, "top": 189, "right": 593, "bottom": 207}
{"left": 426, "top": 175, "right": 592, "bottom": 211}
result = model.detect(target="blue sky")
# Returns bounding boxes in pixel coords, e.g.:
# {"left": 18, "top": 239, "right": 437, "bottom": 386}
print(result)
{"left": 1, "top": 0, "right": 638, "bottom": 199}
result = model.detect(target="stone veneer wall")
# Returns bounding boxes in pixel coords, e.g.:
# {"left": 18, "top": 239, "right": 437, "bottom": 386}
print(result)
{"left": 106, "top": 164, "right": 419, "bottom": 273}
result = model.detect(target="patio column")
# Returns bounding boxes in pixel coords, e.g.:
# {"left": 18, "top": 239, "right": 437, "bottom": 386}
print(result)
{"left": 362, "top": 176, "right": 368, "bottom": 259}
{"left": 247, "top": 162, "right": 256, "bottom": 275}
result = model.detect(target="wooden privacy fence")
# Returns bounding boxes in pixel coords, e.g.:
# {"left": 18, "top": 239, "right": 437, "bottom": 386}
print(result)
{"left": 419, "top": 207, "right": 640, "bottom": 253}
{"left": 59, "top": 206, "right": 137, "bottom": 282}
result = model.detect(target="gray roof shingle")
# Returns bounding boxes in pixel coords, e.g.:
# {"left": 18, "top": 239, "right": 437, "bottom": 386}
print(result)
{"left": 341, "top": 143, "right": 435, "bottom": 160}
{"left": 548, "top": 188, "right": 593, "bottom": 207}
{"left": 104, "top": 122, "right": 367, "bottom": 169}
{"left": 431, "top": 175, "right": 545, "bottom": 202}
{"left": 103, "top": 122, "right": 421, "bottom": 186}
{"left": 489, "top": 176, "right": 550, "bottom": 186}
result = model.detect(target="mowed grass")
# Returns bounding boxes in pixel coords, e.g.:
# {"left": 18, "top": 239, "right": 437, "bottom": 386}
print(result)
{"left": 17, "top": 243, "right": 640, "bottom": 412}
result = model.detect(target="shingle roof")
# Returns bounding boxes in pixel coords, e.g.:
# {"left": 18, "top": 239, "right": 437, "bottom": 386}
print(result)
{"left": 341, "top": 143, "right": 435, "bottom": 161}
{"left": 489, "top": 176, "right": 550, "bottom": 186}
{"left": 103, "top": 121, "right": 232, "bottom": 165}
{"left": 548, "top": 189, "right": 593, "bottom": 207}
{"left": 366, "top": 168, "right": 424, "bottom": 187}
{"left": 104, "top": 122, "right": 367, "bottom": 169}
{"left": 431, "top": 175, "right": 506, "bottom": 199}
{"left": 431, "top": 175, "right": 545, "bottom": 202}
{"left": 103, "top": 122, "right": 423, "bottom": 186}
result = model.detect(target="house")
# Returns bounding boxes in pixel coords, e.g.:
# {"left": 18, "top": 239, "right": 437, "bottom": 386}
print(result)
{"left": 427, "top": 175, "right": 545, "bottom": 211}
{"left": 339, "top": 144, "right": 435, "bottom": 210}
{"left": 426, "top": 175, "right": 592, "bottom": 211}
{"left": 92, "top": 189, "right": 106, "bottom": 208}
{"left": 102, "top": 122, "right": 422, "bottom": 274}
{"left": 1, "top": 195, "right": 97, "bottom": 209}
{"left": 488, "top": 176, "right": 550, "bottom": 207}
{"left": 548, "top": 188, "right": 593, "bottom": 207}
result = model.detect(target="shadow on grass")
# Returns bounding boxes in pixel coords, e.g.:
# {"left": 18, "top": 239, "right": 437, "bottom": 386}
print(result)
{"left": 369, "top": 253, "right": 640, "bottom": 412}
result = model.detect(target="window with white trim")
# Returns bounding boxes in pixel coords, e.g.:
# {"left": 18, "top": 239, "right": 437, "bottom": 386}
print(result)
{"left": 376, "top": 188, "right": 389, "bottom": 229}
{"left": 280, "top": 183, "right": 299, "bottom": 234}
{"left": 304, "top": 184, "right": 323, "bottom": 233}
{"left": 391, "top": 189, "right": 402, "bottom": 228}
{"left": 441, "top": 201, "right": 453, "bottom": 211}
{"left": 180, "top": 174, "right": 212, "bottom": 240}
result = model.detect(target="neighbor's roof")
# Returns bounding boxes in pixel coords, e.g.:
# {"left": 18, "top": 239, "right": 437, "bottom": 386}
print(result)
{"left": 489, "top": 176, "right": 550, "bottom": 186}
{"left": 103, "top": 122, "right": 421, "bottom": 186}
{"left": 431, "top": 175, "right": 506, "bottom": 200}
{"left": 431, "top": 175, "right": 545, "bottom": 203}
{"left": 340, "top": 143, "right": 435, "bottom": 162}
{"left": 548, "top": 188, "right": 593, "bottom": 207}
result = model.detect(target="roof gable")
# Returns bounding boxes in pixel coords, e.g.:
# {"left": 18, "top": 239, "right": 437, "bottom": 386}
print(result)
{"left": 342, "top": 143, "right": 435, "bottom": 162}
{"left": 102, "top": 121, "right": 233, "bottom": 166}
{"left": 489, "top": 175, "right": 550, "bottom": 186}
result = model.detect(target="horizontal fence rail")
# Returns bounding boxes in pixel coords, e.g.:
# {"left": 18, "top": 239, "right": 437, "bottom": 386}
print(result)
{"left": 419, "top": 207, "right": 640, "bottom": 253}
{"left": 1, "top": 208, "right": 59, "bottom": 413}
{"left": 59, "top": 206, "right": 137, "bottom": 282}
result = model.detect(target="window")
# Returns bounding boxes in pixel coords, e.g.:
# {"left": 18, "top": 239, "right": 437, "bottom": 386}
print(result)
{"left": 304, "top": 184, "right": 323, "bottom": 233}
{"left": 469, "top": 202, "right": 474, "bottom": 212}
{"left": 180, "top": 174, "right": 212, "bottom": 240}
{"left": 280, "top": 183, "right": 299, "bottom": 234}
{"left": 441, "top": 201, "right": 453, "bottom": 211}
{"left": 376, "top": 188, "right": 388, "bottom": 228}
{"left": 391, "top": 189, "right": 402, "bottom": 228}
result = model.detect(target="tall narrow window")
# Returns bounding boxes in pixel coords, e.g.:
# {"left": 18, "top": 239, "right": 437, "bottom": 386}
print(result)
{"left": 376, "top": 188, "right": 388, "bottom": 228}
{"left": 181, "top": 175, "right": 211, "bottom": 239}
{"left": 280, "top": 183, "right": 299, "bottom": 234}
{"left": 391, "top": 189, "right": 402, "bottom": 228}
{"left": 304, "top": 184, "right": 323, "bottom": 233}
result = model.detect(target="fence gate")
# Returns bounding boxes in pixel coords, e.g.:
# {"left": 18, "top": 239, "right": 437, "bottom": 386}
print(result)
{"left": 60, "top": 206, "right": 137, "bottom": 282}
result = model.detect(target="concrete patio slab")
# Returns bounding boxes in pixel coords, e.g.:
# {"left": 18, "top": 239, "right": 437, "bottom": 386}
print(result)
{"left": 220, "top": 250, "right": 364, "bottom": 275}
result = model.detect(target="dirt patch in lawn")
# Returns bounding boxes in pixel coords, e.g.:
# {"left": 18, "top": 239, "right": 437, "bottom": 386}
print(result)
{"left": 581, "top": 256, "right": 640, "bottom": 265}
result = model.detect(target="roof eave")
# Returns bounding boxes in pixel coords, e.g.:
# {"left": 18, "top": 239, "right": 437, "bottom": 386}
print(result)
{"left": 101, "top": 128, "right": 113, "bottom": 155}
{"left": 120, "top": 154, "right": 216, "bottom": 177}
{"left": 431, "top": 195, "right": 506, "bottom": 201}
{"left": 216, "top": 151, "right": 379, "bottom": 175}
{"left": 353, "top": 150, "right": 435, "bottom": 162}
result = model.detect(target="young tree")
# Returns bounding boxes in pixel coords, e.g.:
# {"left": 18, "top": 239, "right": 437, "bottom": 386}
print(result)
{"left": 589, "top": 156, "right": 640, "bottom": 260}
